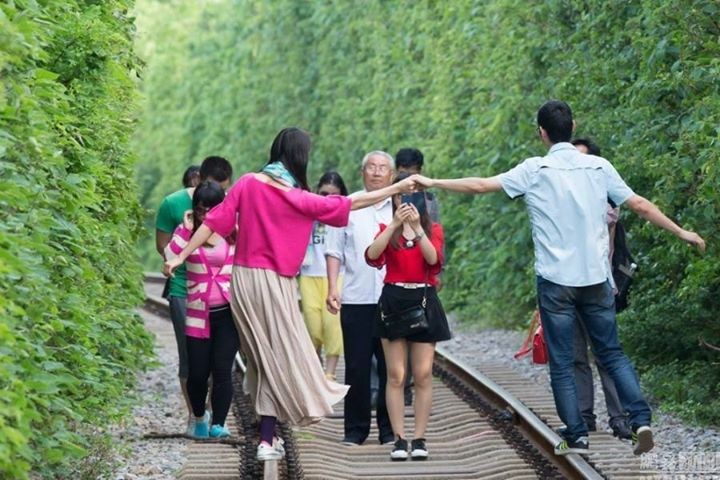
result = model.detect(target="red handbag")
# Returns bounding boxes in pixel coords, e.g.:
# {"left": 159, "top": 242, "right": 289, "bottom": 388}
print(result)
{"left": 514, "top": 310, "right": 548, "bottom": 364}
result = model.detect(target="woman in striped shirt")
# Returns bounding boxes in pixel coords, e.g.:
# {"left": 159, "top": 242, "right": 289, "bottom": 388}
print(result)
{"left": 165, "top": 181, "right": 237, "bottom": 439}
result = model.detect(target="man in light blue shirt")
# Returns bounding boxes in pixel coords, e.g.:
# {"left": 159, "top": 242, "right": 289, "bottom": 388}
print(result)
{"left": 413, "top": 100, "right": 705, "bottom": 457}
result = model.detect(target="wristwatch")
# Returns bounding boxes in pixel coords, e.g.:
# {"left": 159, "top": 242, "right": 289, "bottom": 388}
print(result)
{"left": 413, "top": 230, "right": 425, "bottom": 242}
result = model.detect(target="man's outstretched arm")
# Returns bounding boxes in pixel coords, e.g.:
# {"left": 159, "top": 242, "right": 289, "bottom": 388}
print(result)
{"left": 624, "top": 194, "right": 706, "bottom": 252}
{"left": 412, "top": 174, "right": 503, "bottom": 194}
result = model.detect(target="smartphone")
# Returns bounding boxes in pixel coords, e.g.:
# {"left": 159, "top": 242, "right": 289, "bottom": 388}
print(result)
{"left": 400, "top": 192, "right": 427, "bottom": 216}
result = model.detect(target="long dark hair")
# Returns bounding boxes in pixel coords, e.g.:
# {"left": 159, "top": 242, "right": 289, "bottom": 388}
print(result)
{"left": 191, "top": 181, "right": 225, "bottom": 234}
{"left": 390, "top": 172, "right": 433, "bottom": 249}
{"left": 266, "top": 127, "right": 311, "bottom": 190}
{"left": 316, "top": 170, "right": 348, "bottom": 196}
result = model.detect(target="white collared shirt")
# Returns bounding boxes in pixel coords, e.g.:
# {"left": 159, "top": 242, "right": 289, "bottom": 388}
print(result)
{"left": 325, "top": 191, "right": 392, "bottom": 304}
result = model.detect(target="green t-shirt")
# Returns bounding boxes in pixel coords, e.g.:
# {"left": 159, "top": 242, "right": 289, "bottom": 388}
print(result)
{"left": 156, "top": 188, "right": 193, "bottom": 298}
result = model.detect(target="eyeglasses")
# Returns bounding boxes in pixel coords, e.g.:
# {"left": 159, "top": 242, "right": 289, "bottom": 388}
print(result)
{"left": 364, "top": 164, "right": 390, "bottom": 174}
{"left": 194, "top": 206, "right": 210, "bottom": 215}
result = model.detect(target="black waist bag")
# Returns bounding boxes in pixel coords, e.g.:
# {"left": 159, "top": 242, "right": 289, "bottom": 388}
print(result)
{"left": 380, "top": 295, "right": 429, "bottom": 341}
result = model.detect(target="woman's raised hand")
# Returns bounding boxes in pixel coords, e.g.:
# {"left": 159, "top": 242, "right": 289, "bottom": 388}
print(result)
{"left": 392, "top": 203, "right": 418, "bottom": 228}
{"left": 392, "top": 203, "right": 410, "bottom": 227}
{"left": 406, "top": 203, "right": 421, "bottom": 230}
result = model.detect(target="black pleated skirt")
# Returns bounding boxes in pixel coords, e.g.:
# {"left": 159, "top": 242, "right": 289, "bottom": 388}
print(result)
{"left": 375, "top": 284, "right": 452, "bottom": 343}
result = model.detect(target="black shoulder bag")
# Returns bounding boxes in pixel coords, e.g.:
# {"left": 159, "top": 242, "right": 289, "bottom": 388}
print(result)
{"left": 379, "top": 271, "right": 430, "bottom": 341}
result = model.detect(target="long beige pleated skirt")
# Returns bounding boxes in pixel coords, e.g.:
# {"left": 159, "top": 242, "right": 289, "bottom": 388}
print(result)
{"left": 230, "top": 266, "right": 349, "bottom": 426}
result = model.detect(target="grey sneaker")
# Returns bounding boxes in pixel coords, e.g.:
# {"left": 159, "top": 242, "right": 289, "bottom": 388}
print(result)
{"left": 611, "top": 421, "right": 633, "bottom": 440}
{"left": 554, "top": 436, "right": 589, "bottom": 455}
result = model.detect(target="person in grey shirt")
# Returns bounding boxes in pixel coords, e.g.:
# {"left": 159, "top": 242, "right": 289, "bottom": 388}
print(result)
{"left": 412, "top": 100, "right": 705, "bottom": 457}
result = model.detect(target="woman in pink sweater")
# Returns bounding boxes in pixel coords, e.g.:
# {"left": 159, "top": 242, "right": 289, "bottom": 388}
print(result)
{"left": 165, "top": 127, "right": 414, "bottom": 461}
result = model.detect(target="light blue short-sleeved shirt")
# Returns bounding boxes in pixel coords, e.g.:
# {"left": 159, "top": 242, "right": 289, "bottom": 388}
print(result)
{"left": 499, "top": 142, "right": 635, "bottom": 287}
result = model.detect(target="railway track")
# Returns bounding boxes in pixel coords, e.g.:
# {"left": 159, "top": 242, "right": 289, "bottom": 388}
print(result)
{"left": 143, "top": 274, "right": 655, "bottom": 479}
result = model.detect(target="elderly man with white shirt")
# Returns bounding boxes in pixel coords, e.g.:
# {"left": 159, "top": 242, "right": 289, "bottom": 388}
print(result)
{"left": 325, "top": 151, "right": 395, "bottom": 445}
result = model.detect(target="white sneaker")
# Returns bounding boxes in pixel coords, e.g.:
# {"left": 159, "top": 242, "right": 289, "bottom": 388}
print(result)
{"left": 273, "top": 437, "right": 285, "bottom": 458}
{"left": 256, "top": 442, "right": 283, "bottom": 461}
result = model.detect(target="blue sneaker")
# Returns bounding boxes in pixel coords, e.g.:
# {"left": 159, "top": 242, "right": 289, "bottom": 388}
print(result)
{"left": 209, "top": 424, "right": 231, "bottom": 438}
{"left": 193, "top": 417, "right": 209, "bottom": 438}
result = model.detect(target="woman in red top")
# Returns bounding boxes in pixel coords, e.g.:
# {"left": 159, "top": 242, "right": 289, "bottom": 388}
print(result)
{"left": 365, "top": 173, "right": 451, "bottom": 461}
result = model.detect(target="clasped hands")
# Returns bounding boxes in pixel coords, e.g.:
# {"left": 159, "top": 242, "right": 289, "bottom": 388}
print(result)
{"left": 398, "top": 174, "right": 434, "bottom": 193}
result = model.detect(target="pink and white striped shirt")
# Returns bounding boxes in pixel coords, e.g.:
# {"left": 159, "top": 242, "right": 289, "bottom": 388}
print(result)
{"left": 166, "top": 216, "right": 235, "bottom": 338}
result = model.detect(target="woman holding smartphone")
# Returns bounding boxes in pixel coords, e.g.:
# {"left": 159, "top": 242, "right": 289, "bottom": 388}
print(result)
{"left": 365, "top": 173, "right": 451, "bottom": 461}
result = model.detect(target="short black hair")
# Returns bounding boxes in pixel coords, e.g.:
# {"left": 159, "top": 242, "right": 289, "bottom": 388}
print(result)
{"left": 395, "top": 148, "right": 424, "bottom": 171}
{"left": 537, "top": 100, "right": 574, "bottom": 143}
{"left": 571, "top": 138, "right": 602, "bottom": 156}
{"left": 316, "top": 170, "right": 348, "bottom": 196}
{"left": 182, "top": 165, "right": 200, "bottom": 188}
{"left": 199, "top": 156, "right": 233, "bottom": 183}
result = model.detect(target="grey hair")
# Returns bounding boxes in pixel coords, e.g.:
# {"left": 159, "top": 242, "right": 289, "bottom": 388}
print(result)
{"left": 361, "top": 150, "right": 395, "bottom": 170}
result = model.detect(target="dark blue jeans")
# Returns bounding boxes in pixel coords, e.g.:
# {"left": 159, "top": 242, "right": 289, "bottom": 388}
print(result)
{"left": 536, "top": 277, "right": 651, "bottom": 441}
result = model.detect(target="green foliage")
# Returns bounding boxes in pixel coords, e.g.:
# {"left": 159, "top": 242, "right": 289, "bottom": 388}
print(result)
{"left": 133, "top": 0, "right": 719, "bottom": 423}
{"left": 0, "top": 1, "right": 153, "bottom": 477}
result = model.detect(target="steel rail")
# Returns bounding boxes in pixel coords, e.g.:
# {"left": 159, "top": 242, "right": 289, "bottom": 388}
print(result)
{"left": 435, "top": 345, "right": 604, "bottom": 480}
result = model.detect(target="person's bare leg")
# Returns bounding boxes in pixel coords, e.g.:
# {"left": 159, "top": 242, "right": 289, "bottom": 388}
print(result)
{"left": 410, "top": 342, "right": 435, "bottom": 439}
{"left": 382, "top": 338, "right": 408, "bottom": 439}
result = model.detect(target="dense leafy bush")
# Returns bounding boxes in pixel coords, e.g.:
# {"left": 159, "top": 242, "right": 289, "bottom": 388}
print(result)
{"left": 0, "top": 1, "right": 153, "bottom": 477}
{"left": 133, "top": 0, "right": 719, "bottom": 423}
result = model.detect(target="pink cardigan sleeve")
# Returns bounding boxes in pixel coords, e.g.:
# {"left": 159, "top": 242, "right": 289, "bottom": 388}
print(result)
{"left": 298, "top": 191, "right": 351, "bottom": 227}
